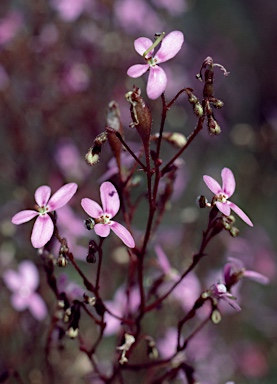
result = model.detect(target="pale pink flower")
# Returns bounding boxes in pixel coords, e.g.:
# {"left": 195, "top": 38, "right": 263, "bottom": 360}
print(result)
{"left": 224, "top": 257, "right": 269, "bottom": 286}
{"left": 155, "top": 245, "right": 201, "bottom": 312}
{"left": 3, "top": 260, "right": 47, "bottom": 320}
{"left": 104, "top": 286, "right": 140, "bottom": 336}
{"left": 210, "top": 282, "right": 241, "bottom": 311}
{"left": 0, "top": 11, "right": 23, "bottom": 46}
{"left": 50, "top": 0, "right": 90, "bottom": 22}
{"left": 127, "top": 30, "right": 184, "bottom": 99}
{"left": 81, "top": 182, "right": 135, "bottom": 248}
{"left": 11, "top": 183, "right": 78, "bottom": 248}
{"left": 203, "top": 167, "right": 253, "bottom": 226}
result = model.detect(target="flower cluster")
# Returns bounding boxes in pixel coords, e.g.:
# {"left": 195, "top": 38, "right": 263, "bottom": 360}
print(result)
{"left": 12, "top": 181, "right": 135, "bottom": 249}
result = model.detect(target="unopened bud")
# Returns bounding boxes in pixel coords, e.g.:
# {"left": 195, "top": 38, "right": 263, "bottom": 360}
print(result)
{"left": 66, "top": 327, "right": 79, "bottom": 339}
{"left": 84, "top": 218, "right": 95, "bottom": 230}
{"left": 63, "top": 307, "right": 71, "bottom": 323}
{"left": 230, "top": 227, "right": 239, "bottom": 237}
{"left": 208, "top": 116, "right": 221, "bottom": 135}
{"left": 209, "top": 97, "right": 224, "bottom": 109}
{"left": 211, "top": 309, "right": 221, "bottom": 324}
{"left": 86, "top": 240, "right": 98, "bottom": 263}
{"left": 56, "top": 255, "right": 68, "bottom": 267}
{"left": 152, "top": 132, "right": 187, "bottom": 148}
{"left": 85, "top": 152, "right": 99, "bottom": 166}
{"left": 222, "top": 215, "right": 236, "bottom": 230}
{"left": 193, "top": 102, "right": 204, "bottom": 117}
{"left": 83, "top": 293, "right": 96, "bottom": 306}
{"left": 197, "top": 195, "right": 208, "bottom": 208}
{"left": 145, "top": 337, "right": 159, "bottom": 360}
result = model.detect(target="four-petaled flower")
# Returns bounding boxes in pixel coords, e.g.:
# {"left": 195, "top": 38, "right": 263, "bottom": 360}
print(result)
{"left": 3, "top": 260, "right": 47, "bottom": 320}
{"left": 11, "top": 183, "right": 78, "bottom": 248}
{"left": 203, "top": 167, "right": 253, "bottom": 226}
{"left": 81, "top": 182, "right": 135, "bottom": 248}
{"left": 127, "top": 30, "right": 184, "bottom": 100}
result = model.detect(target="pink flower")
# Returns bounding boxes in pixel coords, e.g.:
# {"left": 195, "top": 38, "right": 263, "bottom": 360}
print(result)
{"left": 81, "top": 182, "right": 135, "bottom": 248}
{"left": 127, "top": 30, "right": 184, "bottom": 99}
{"left": 203, "top": 167, "right": 253, "bottom": 226}
{"left": 210, "top": 282, "right": 241, "bottom": 311}
{"left": 104, "top": 285, "right": 140, "bottom": 336}
{"left": 155, "top": 245, "right": 201, "bottom": 312}
{"left": 223, "top": 257, "right": 269, "bottom": 286}
{"left": 11, "top": 183, "right": 78, "bottom": 248}
{"left": 3, "top": 260, "right": 47, "bottom": 320}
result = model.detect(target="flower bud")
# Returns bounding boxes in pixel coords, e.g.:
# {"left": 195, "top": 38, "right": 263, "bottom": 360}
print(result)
{"left": 66, "top": 327, "right": 79, "bottom": 339}
{"left": 83, "top": 293, "right": 96, "bottom": 306}
{"left": 86, "top": 240, "right": 98, "bottom": 263}
{"left": 208, "top": 116, "right": 221, "bottom": 135}
{"left": 209, "top": 97, "right": 224, "bottom": 109}
{"left": 84, "top": 218, "right": 95, "bottom": 230}
{"left": 230, "top": 227, "right": 239, "bottom": 237}
{"left": 56, "top": 255, "right": 68, "bottom": 267}
{"left": 193, "top": 102, "right": 204, "bottom": 117}
{"left": 151, "top": 132, "right": 187, "bottom": 148}
{"left": 196, "top": 195, "right": 208, "bottom": 208}
{"left": 211, "top": 309, "right": 221, "bottom": 324}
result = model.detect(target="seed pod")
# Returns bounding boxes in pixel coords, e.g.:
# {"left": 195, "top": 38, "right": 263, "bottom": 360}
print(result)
{"left": 125, "top": 86, "right": 152, "bottom": 144}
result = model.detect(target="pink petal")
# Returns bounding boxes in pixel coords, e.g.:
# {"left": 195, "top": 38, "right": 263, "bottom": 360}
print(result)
{"left": 222, "top": 296, "right": 241, "bottom": 311}
{"left": 147, "top": 66, "right": 167, "bottom": 100}
{"left": 35, "top": 185, "right": 51, "bottom": 207}
{"left": 47, "top": 183, "right": 78, "bottom": 211}
{"left": 221, "top": 168, "right": 236, "bottom": 197}
{"left": 31, "top": 215, "right": 54, "bottom": 248}
{"left": 243, "top": 270, "right": 269, "bottom": 285}
{"left": 155, "top": 30, "right": 184, "bottom": 64}
{"left": 155, "top": 245, "right": 171, "bottom": 274}
{"left": 12, "top": 210, "right": 38, "bottom": 225}
{"left": 229, "top": 202, "right": 253, "bottom": 227}
{"left": 100, "top": 182, "right": 120, "bottom": 217}
{"left": 3, "top": 270, "right": 22, "bottom": 292}
{"left": 110, "top": 221, "right": 135, "bottom": 248}
{"left": 11, "top": 293, "right": 28, "bottom": 311}
{"left": 134, "top": 37, "right": 153, "bottom": 57}
{"left": 18, "top": 261, "right": 39, "bottom": 291}
{"left": 81, "top": 198, "right": 103, "bottom": 218}
{"left": 203, "top": 175, "right": 222, "bottom": 195}
{"left": 94, "top": 223, "right": 110, "bottom": 237}
{"left": 28, "top": 293, "right": 47, "bottom": 320}
{"left": 216, "top": 201, "right": 231, "bottom": 216}
{"left": 127, "top": 64, "right": 149, "bottom": 78}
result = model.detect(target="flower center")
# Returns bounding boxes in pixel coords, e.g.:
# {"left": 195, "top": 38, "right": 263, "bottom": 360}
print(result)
{"left": 37, "top": 205, "right": 49, "bottom": 215}
{"left": 98, "top": 213, "right": 112, "bottom": 225}
{"left": 146, "top": 57, "right": 157, "bottom": 67}
{"left": 216, "top": 193, "right": 227, "bottom": 203}
{"left": 19, "top": 285, "right": 32, "bottom": 298}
